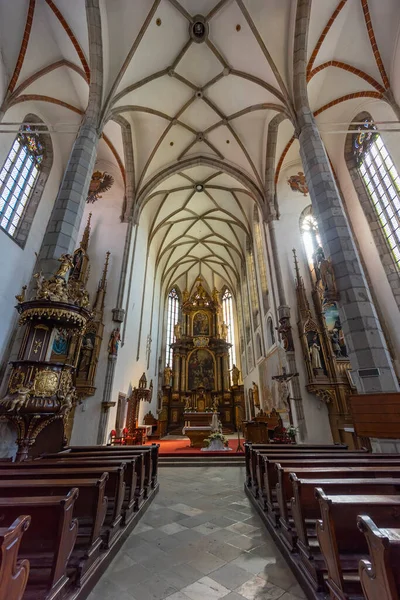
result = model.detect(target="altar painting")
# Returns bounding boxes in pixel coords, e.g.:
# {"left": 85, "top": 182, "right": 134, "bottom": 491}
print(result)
{"left": 193, "top": 311, "right": 210, "bottom": 336}
{"left": 187, "top": 348, "right": 215, "bottom": 390}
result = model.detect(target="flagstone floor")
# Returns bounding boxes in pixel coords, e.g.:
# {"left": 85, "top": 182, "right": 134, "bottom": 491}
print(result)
{"left": 89, "top": 467, "right": 306, "bottom": 600}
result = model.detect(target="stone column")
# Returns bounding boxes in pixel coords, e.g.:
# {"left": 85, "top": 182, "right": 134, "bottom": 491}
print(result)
{"left": 37, "top": 119, "right": 100, "bottom": 275}
{"left": 294, "top": 0, "right": 399, "bottom": 395}
{"left": 97, "top": 354, "right": 117, "bottom": 444}
{"left": 298, "top": 121, "right": 399, "bottom": 393}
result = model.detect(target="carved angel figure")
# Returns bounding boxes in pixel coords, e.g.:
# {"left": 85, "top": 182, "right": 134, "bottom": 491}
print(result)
{"left": 8, "top": 387, "right": 31, "bottom": 413}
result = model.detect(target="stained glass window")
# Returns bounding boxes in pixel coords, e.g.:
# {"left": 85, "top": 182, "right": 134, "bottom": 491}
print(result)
{"left": 166, "top": 288, "right": 179, "bottom": 367}
{"left": 355, "top": 126, "right": 400, "bottom": 269}
{"left": 0, "top": 127, "right": 43, "bottom": 238}
{"left": 222, "top": 288, "right": 236, "bottom": 369}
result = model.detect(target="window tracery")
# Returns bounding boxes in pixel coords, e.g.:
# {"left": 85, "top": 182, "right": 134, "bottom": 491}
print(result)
{"left": 166, "top": 288, "right": 180, "bottom": 367}
{"left": 0, "top": 127, "right": 44, "bottom": 238}
{"left": 355, "top": 122, "right": 400, "bottom": 269}
{"left": 221, "top": 287, "right": 236, "bottom": 369}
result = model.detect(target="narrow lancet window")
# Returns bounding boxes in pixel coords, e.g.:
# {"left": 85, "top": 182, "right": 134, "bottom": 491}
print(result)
{"left": 166, "top": 288, "right": 179, "bottom": 367}
{"left": 0, "top": 127, "right": 44, "bottom": 238}
{"left": 222, "top": 287, "right": 236, "bottom": 369}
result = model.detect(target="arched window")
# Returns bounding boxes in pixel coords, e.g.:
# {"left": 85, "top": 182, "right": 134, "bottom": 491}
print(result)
{"left": 165, "top": 288, "right": 180, "bottom": 367}
{"left": 345, "top": 112, "right": 400, "bottom": 309}
{"left": 222, "top": 288, "right": 237, "bottom": 369}
{"left": 0, "top": 123, "right": 45, "bottom": 243}
{"left": 267, "top": 317, "right": 275, "bottom": 348}
{"left": 355, "top": 120, "right": 400, "bottom": 267}
{"left": 254, "top": 208, "right": 269, "bottom": 313}
{"left": 300, "top": 207, "right": 322, "bottom": 277}
{"left": 246, "top": 238, "right": 260, "bottom": 327}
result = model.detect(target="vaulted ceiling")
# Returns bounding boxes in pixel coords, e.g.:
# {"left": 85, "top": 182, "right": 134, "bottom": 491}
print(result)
{"left": 1, "top": 0, "right": 399, "bottom": 291}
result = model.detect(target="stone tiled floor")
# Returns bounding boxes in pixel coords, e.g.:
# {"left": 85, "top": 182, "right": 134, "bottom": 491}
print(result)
{"left": 89, "top": 467, "right": 306, "bottom": 600}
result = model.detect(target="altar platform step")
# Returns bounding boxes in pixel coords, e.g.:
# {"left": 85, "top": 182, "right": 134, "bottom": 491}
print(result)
{"left": 159, "top": 454, "right": 245, "bottom": 467}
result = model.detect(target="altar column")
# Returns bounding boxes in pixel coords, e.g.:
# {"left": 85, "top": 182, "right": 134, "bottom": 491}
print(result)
{"left": 216, "top": 354, "right": 222, "bottom": 390}
{"left": 173, "top": 353, "right": 180, "bottom": 392}
{"left": 181, "top": 355, "right": 186, "bottom": 391}
{"left": 222, "top": 353, "right": 230, "bottom": 391}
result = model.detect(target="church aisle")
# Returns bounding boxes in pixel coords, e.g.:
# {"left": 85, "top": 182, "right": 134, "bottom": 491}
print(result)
{"left": 88, "top": 467, "right": 306, "bottom": 600}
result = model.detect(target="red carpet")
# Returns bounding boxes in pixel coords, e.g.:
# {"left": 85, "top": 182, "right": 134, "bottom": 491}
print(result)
{"left": 146, "top": 437, "right": 245, "bottom": 455}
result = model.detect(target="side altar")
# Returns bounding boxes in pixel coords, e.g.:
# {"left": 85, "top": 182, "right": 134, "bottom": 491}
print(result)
{"left": 161, "top": 278, "right": 245, "bottom": 435}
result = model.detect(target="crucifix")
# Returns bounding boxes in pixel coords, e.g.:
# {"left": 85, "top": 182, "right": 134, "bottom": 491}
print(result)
{"left": 271, "top": 366, "right": 299, "bottom": 425}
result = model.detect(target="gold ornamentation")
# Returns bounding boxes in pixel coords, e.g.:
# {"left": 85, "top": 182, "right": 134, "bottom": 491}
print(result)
{"left": 8, "top": 369, "right": 25, "bottom": 394}
{"left": 193, "top": 336, "right": 209, "bottom": 347}
{"left": 19, "top": 306, "right": 88, "bottom": 330}
{"left": 58, "top": 369, "right": 73, "bottom": 396}
{"left": 33, "top": 370, "right": 59, "bottom": 397}
{"left": 15, "top": 285, "right": 27, "bottom": 303}
{"left": 33, "top": 340, "right": 42, "bottom": 354}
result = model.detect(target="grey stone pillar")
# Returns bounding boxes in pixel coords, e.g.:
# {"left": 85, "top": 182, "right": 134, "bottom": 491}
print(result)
{"left": 97, "top": 354, "right": 117, "bottom": 445}
{"left": 38, "top": 119, "right": 100, "bottom": 275}
{"left": 298, "top": 120, "right": 399, "bottom": 393}
{"left": 294, "top": 0, "right": 399, "bottom": 395}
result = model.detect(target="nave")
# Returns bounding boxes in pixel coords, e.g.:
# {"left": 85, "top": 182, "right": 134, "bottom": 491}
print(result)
{"left": 89, "top": 466, "right": 303, "bottom": 600}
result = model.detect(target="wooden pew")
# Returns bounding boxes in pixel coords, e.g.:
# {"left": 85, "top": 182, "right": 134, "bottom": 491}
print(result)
{"left": 261, "top": 457, "right": 400, "bottom": 520}
{"left": 357, "top": 515, "right": 400, "bottom": 600}
{"left": 55, "top": 443, "right": 160, "bottom": 489}
{"left": 244, "top": 443, "right": 348, "bottom": 490}
{"left": 289, "top": 475, "right": 400, "bottom": 590}
{"left": 316, "top": 490, "right": 400, "bottom": 600}
{"left": 0, "top": 476, "right": 108, "bottom": 586}
{"left": 0, "top": 516, "right": 30, "bottom": 600}
{"left": 276, "top": 463, "right": 400, "bottom": 544}
{"left": 253, "top": 450, "right": 366, "bottom": 502}
{"left": 0, "top": 467, "right": 125, "bottom": 548}
{"left": 36, "top": 456, "right": 142, "bottom": 516}
{"left": 43, "top": 453, "right": 146, "bottom": 506}
{"left": 0, "top": 491, "right": 78, "bottom": 600}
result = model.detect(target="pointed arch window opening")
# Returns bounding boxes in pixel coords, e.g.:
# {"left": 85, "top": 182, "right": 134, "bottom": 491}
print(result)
{"left": 301, "top": 210, "right": 322, "bottom": 273}
{"left": 0, "top": 127, "right": 44, "bottom": 238}
{"left": 254, "top": 218, "right": 269, "bottom": 313}
{"left": 355, "top": 128, "right": 400, "bottom": 269}
{"left": 222, "top": 288, "right": 237, "bottom": 370}
{"left": 166, "top": 288, "right": 180, "bottom": 368}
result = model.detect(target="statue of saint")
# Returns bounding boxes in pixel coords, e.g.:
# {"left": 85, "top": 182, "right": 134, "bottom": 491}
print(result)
{"left": 55, "top": 254, "right": 74, "bottom": 280}
{"left": 212, "top": 288, "right": 220, "bottom": 306}
{"left": 164, "top": 364, "right": 172, "bottom": 387}
{"left": 184, "top": 395, "right": 191, "bottom": 411}
{"left": 183, "top": 289, "right": 189, "bottom": 302}
{"left": 252, "top": 382, "right": 260, "bottom": 407}
{"left": 310, "top": 335, "right": 322, "bottom": 370}
{"left": 108, "top": 328, "right": 121, "bottom": 356}
{"left": 319, "top": 257, "right": 336, "bottom": 298}
{"left": 174, "top": 322, "right": 182, "bottom": 340}
{"left": 330, "top": 329, "right": 342, "bottom": 358}
{"left": 212, "top": 396, "right": 220, "bottom": 412}
{"left": 230, "top": 364, "right": 240, "bottom": 386}
{"left": 79, "top": 336, "right": 94, "bottom": 373}
{"left": 220, "top": 322, "right": 228, "bottom": 340}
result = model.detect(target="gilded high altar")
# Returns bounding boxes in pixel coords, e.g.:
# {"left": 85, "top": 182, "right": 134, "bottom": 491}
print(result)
{"left": 161, "top": 278, "right": 245, "bottom": 434}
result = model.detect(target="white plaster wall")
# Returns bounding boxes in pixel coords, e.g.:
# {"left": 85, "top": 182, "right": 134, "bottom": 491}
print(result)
{"left": 70, "top": 161, "right": 127, "bottom": 445}
{"left": 102, "top": 204, "right": 162, "bottom": 441}
{"left": 0, "top": 103, "right": 74, "bottom": 375}
{"left": 324, "top": 99, "right": 400, "bottom": 371}
{"left": 274, "top": 163, "right": 333, "bottom": 444}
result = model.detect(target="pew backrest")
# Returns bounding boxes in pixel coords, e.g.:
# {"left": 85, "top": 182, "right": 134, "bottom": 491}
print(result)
{"left": 0, "top": 516, "right": 30, "bottom": 600}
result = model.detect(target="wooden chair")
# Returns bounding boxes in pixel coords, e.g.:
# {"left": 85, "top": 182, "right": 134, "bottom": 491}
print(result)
{"left": 0, "top": 516, "right": 31, "bottom": 600}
